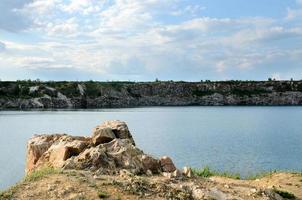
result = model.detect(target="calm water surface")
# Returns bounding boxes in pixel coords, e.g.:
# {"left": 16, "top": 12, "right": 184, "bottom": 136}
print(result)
{"left": 1, "top": 107, "right": 302, "bottom": 190}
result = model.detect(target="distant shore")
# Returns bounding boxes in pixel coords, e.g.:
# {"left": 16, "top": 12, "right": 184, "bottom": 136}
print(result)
{"left": 1, "top": 80, "right": 302, "bottom": 109}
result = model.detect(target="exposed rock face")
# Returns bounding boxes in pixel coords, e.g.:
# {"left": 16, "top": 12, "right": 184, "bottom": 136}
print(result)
{"left": 2, "top": 81, "right": 302, "bottom": 109}
{"left": 26, "top": 120, "right": 175, "bottom": 176}
{"left": 92, "top": 127, "right": 116, "bottom": 145}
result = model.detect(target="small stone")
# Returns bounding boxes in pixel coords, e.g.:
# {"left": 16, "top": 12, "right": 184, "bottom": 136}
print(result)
{"left": 58, "top": 189, "right": 68, "bottom": 196}
{"left": 119, "top": 169, "right": 133, "bottom": 178}
{"left": 224, "top": 184, "right": 230, "bottom": 189}
{"left": 160, "top": 156, "right": 176, "bottom": 173}
{"left": 146, "top": 169, "right": 153, "bottom": 176}
{"left": 172, "top": 169, "right": 182, "bottom": 178}
{"left": 250, "top": 188, "right": 257, "bottom": 193}
{"left": 47, "top": 184, "right": 55, "bottom": 192}
{"left": 163, "top": 172, "right": 173, "bottom": 179}
{"left": 183, "top": 166, "right": 193, "bottom": 178}
{"left": 192, "top": 188, "right": 205, "bottom": 200}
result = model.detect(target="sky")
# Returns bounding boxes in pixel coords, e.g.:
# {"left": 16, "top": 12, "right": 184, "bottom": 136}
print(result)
{"left": 0, "top": 0, "right": 302, "bottom": 81}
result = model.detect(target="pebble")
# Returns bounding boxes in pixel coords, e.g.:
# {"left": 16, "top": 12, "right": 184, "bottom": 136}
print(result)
{"left": 47, "top": 184, "right": 55, "bottom": 192}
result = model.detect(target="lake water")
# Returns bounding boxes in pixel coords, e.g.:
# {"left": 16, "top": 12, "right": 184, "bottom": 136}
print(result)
{"left": 1, "top": 107, "right": 302, "bottom": 190}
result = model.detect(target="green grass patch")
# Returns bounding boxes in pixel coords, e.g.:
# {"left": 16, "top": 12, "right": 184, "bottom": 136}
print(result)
{"left": 193, "top": 166, "right": 240, "bottom": 179}
{"left": 24, "top": 166, "right": 61, "bottom": 182}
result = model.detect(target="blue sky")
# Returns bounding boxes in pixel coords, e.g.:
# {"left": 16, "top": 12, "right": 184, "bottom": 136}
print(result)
{"left": 0, "top": 0, "right": 302, "bottom": 81}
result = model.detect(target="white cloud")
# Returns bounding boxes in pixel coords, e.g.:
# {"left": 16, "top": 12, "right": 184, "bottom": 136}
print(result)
{"left": 1, "top": 0, "right": 302, "bottom": 80}
{"left": 46, "top": 18, "right": 79, "bottom": 35}
{"left": 61, "top": 0, "right": 102, "bottom": 14}
{"left": 23, "top": 0, "right": 58, "bottom": 14}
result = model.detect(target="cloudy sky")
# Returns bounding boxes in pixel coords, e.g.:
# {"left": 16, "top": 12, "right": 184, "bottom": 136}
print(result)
{"left": 0, "top": 0, "right": 302, "bottom": 81}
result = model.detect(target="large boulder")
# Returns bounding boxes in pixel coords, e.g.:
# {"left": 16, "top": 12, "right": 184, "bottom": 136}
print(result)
{"left": 26, "top": 120, "right": 170, "bottom": 176}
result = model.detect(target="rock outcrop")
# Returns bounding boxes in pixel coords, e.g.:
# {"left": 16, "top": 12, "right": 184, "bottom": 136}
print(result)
{"left": 26, "top": 120, "right": 177, "bottom": 177}
{"left": 2, "top": 80, "right": 302, "bottom": 109}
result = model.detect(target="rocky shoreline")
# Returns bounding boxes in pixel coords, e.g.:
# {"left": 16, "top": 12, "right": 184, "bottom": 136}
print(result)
{"left": 1, "top": 81, "right": 302, "bottom": 109}
{"left": 1, "top": 120, "right": 301, "bottom": 200}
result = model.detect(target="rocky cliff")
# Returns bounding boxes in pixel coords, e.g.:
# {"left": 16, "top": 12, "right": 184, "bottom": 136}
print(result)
{"left": 1, "top": 80, "right": 302, "bottom": 109}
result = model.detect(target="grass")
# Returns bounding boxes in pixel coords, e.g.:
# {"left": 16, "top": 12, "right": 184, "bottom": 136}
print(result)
{"left": 193, "top": 166, "right": 241, "bottom": 179}
{"left": 24, "top": 166, "right": 61, "bottom": 182}
{"left": 194, "top": 166, "right": 302, "bottom": 181}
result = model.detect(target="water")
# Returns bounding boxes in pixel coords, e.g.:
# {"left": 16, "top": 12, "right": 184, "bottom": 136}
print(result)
{"left": 1, "top": 107, "right": 302, "bottom": 190}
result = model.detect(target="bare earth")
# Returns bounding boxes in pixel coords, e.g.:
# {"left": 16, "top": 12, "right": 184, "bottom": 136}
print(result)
{"left": 1, "top": 170, "right": 301, "bottom": 200}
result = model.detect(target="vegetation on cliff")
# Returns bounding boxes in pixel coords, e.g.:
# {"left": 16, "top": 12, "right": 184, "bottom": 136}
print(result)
{"left": 1, "top": 80, "right": 302, "bottom": 109}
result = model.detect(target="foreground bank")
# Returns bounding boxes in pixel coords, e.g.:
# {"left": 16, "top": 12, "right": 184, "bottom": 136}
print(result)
{"left": 1, "top": 80, "right": 302, "bottom": 109}
{"left": 1, "top": 120, "right": 301, "bottom": 200}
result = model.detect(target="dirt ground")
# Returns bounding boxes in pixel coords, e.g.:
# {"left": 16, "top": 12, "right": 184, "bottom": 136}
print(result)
{"left": 1, "top": 170, "right": 301, "bottom": 200}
